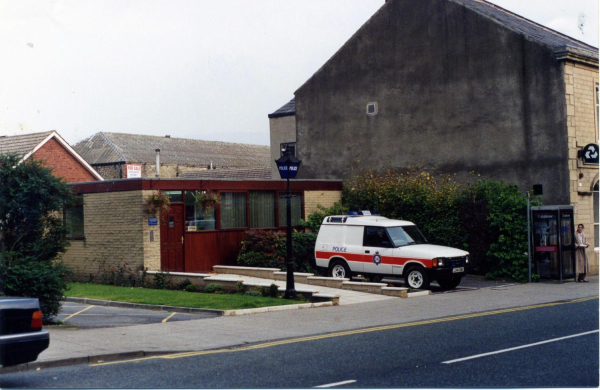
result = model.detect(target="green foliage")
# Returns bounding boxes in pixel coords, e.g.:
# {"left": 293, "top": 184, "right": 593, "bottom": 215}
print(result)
{"left": 343, "top": 167, "right": 466, "bottom": 247}
{"left": 177, "top": 279, "right": 192, "bottom": 290}
{"left": 0, "top": 154, "right": 76, "bottom": 323}
{"left": 152, "top": 270, "right": 171, "bottom": 290}
{"left": 468, "top": 180, "right": 542, "bottom": 282}
{"left": 185, "top": 284, "right": 197, "bottom": 293}
{"left": 205, "top": 283, "right": 223, "bottom": 294}
{"left": 237, "top": 229, "right": 317, "bottom": 273}
{"left": 342, "top": 167, "right": 542, "bottom": 283}
{"left": 260, "top": 283, "right": 280, "bottom": 298}
{"left": 244, "top": 290, "right": 261, "bottom": 297}
{"left": 100, "top": 262, "right": 138, "bottom": 287}
{"left": 300, "top": 202, "right": 349, "bottom": 233}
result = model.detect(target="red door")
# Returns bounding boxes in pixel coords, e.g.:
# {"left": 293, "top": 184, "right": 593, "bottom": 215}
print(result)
{"left": 160, "top": 205, "right": 184, "bottom": 272}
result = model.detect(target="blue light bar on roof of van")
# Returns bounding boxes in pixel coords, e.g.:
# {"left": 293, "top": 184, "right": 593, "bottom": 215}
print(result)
{"left": 347, "top": 211, "right": 381, "bottom": 216}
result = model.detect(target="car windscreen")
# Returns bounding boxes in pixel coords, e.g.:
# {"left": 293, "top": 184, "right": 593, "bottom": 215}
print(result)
{"left": 386, "top": 226, "right": 428, "bottom": 247}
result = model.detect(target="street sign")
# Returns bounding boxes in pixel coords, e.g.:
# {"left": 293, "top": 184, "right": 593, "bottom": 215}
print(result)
{"left": 581, "top": 143, "right": 599, "bottom": 165}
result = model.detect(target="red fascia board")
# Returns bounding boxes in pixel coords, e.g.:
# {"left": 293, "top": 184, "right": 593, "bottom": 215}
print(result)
{"left": 69, "top": 179, "right": 342, "bottom": 194}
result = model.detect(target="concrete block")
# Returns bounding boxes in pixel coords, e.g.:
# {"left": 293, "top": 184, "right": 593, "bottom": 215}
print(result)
{"left": 407, "top": 290, "right": 431, "bottom": 298}
{"left": 273, "top": 271, "right": 314, "bottom": 284}
{"left": 306, "top": 276, "right": 348, "bottom": 288}
{"left": 213, "top": 266, "right": 279, "bottom": 279}
{"left": 381, "top": 287, "right": 408, "bottom": 298}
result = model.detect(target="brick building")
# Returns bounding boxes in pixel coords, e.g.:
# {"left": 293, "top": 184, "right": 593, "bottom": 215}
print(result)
{"left": 74, "top": 132, "right": 271, "bottom": 180}
{"left": 60, "top": 178, "right": 341, "bottom": 279}
{"left": 271, "top": 0, "right": 599, "bottom": 275}
{"left": 0, "top": 131, "right": 103, "bottom": 183}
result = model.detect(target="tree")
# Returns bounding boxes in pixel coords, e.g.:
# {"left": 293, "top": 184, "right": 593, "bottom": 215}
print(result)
{"left": 0, "top": 153, "right": 75, "bottom": 322}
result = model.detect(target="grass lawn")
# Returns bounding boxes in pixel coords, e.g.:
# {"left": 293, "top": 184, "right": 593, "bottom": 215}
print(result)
{"left": 66, "top": 283, "right": 301, "bottom": 310}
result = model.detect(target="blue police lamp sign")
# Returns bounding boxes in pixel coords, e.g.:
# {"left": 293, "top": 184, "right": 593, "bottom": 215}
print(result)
{"left": 278, "top": 163, "right": 300, "bottom": 179}
{"left": 275, "top": 153, "right": 302, "bottom": 179}
{"left": 148, "top": 217, "right": 158, "bottom": 226}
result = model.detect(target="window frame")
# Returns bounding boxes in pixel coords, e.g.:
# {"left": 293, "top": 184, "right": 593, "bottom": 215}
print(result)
{"left": 63, "top": 197, "right": 85, "bottom": 240}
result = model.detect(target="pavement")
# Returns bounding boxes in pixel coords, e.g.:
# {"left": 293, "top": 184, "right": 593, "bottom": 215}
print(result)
{"left": 6, "top": 274, "right": 599, "bottom": 373}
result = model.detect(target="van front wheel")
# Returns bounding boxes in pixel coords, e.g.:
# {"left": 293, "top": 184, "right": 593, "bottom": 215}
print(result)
{"left": 330, "top": 260, "right": 351, "bottom": 279}
{"left": 404, "top": 266, "right": 430, "bottom": 289}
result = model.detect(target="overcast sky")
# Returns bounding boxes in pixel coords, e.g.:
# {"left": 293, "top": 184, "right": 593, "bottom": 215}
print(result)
{"left": 0, "top": 0, "right": 597, "bottom": 147}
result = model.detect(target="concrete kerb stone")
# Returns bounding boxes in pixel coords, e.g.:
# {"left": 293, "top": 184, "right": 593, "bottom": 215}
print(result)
{"left": 306, "top": 276, "right": 349, "bottom": 288}
{"left": 381, "top": 287, "right": 408, "bottom": 298}
{"left": 342, "top": 281, "right": 388, "bottom": 294}
{"left": 407, "top": 290, "right": 432, "bottom": 298}
{"left": 0, "top": 351, "right": 184, "bottom": 375}
{"left": 273, "top": 272, "right": 314, "bottom": 284}
{"left": 213, "top": 266, "right": 279, "bottom": 279}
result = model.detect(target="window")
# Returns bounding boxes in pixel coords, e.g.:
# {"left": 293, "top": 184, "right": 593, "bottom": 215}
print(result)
{"left": 250, "top": 192, "right": 276, "bottom": 228}
{"left": 184, "top": 191, "right": 216, "bottom": 231}
{"left": 165, "top": 191, "right": 183, "bottom": 203}
{"left": 594, "top": 182, "right": 599, "bottom": 248}
{"left": 387, "top": 226, "right": 428, "bottom": 247}
{"left": 64, "top": 197, "right": 84, "bottom": 238}
{"left": 280, "top": 142, "right": 296, "bottom": 157}
{"left": 221, "top": 192, "right": 247, "bottom": 229}
{"left": 278, "top": 193, "right": 302, "bottom": 226}
{"left": 364, "top": 226, "right": 392, "bottom": 247}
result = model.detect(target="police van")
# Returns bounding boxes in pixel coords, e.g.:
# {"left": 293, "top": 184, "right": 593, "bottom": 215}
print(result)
{"left": 315, "top": 213, "right": 470, "bottom": 290}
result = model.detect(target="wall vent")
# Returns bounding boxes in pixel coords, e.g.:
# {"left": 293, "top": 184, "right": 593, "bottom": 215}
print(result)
{"left": 366, "top": 102, "right": 378, "bottom": 116}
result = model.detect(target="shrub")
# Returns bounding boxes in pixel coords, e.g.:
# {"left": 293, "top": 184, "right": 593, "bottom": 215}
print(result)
{"left": 260, "top": 283, "right": 280, "bottom": 298}
{"left": 177, "top": 279, "right": 192, "bottom": 290}
{"left": 0, "top": 154, "right": 76, "bottom": 323}
{"left": 342, "top": 167, "right": 542, "bottom": 283}
{"left": 237, "top": 230, "right": 318, "bottom": 273}
{"left": 0, "top": 256, "right": 72, "bottom": 322}
{"left": 205, "top": 283, "right": 223, "bottom": 294}
{"left": 152, "top": 270, "right": 171, "bottom": 290}
{"left": 185, "top": 284, "right": 197, "bottom": 292}
{"left": 244, "top": 290, "right": 261, "bottom": 297}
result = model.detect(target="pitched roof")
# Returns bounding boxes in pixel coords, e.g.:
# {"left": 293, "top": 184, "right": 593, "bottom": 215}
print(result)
{"left": 179, "top": 167, "right": 272, "bottom": 180}
{"left": 455, "top": 0, "right": 597, "bottom": 58}
{"left": 268, "top": 99, "right": 296, "bottom": 118}
{"left": 0, "top": 131, "right": 104, "bottom": 181}
{"left": 296, "top": 0, "right": 598, "bottom": 94}
{"left": 0, "top": 131, "right": 54, "bottom": 155}
{"left": 74, "top": 132, "right": 271, "bottom": 169}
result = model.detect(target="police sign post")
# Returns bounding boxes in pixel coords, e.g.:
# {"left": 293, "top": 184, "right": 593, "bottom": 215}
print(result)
{"left": 275, "top": 150, "right": 302, "bottom": 299}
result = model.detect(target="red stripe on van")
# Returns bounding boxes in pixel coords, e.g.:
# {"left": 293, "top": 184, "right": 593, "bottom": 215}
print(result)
{"left": 315, "top": 251, "right": 431, "bottom": 267}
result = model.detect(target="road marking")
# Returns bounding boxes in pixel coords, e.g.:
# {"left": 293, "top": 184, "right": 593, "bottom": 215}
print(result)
{"left": 442, "top": 329, "right": 599, "bottom": 364}
{"left": 162, "top": 312, "right": 177, "bottom": 323}
{"left": 63, "top": 305, "right": 95, "bottom": 321}
{"left": 314, "top": 380, "right": 357, "bottom": 388}
{"left": 91, "top": 296, "right": 599, "bottom": 367}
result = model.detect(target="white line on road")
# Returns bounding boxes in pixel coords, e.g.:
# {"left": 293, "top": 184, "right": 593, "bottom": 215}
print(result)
{"left": 442, "top": 329, "right": 599, "bottom": 364}
{"left": 314, "top": 380, "right": 357, "bottom": 388}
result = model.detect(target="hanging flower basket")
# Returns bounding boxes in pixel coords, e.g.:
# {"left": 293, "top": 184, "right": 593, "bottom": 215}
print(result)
{"left": 145, "top": 190, "right": 171, "bottom": 216}
{"left": 192, "top": 190, "right": 219, "bottom": 213}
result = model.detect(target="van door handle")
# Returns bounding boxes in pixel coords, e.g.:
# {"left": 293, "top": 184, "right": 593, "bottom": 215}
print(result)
{"left": 365, "top": 250, "right": 370, "bottom": 254}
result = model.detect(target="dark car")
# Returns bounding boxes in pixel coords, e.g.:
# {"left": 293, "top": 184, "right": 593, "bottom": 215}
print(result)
{"left": 0, "top": 297, "right": 50, "bottom": 368}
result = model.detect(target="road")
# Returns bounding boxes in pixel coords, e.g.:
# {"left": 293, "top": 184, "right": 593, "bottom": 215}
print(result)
{"left": 2, "top": 297, "right": 597, "bottom": 388}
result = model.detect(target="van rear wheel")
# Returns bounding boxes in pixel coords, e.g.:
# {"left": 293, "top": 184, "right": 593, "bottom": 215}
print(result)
{"left": 404, "top": 266, "right": 430, "bottom": 289}
{"left": 330, "top": 260, "right": 351, "bottom": 279}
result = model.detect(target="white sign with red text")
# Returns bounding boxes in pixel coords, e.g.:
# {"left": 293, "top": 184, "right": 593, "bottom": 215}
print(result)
{"left": 126, "top": 164, "right": 142, "bottom": 178}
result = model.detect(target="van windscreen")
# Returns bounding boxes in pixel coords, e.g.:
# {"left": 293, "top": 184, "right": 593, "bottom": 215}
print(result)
{"left": 387, "top": 226, "right": 428, "bottom": 247}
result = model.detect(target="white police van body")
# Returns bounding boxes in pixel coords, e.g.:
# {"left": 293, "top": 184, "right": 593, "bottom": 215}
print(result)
{"left": 315, "top": 215, "right": 470, "bottom": 289}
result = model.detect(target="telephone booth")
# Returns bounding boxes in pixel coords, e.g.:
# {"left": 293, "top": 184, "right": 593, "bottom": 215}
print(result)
{"left": 531, "top": 206, "right": 576, "bottom": 282}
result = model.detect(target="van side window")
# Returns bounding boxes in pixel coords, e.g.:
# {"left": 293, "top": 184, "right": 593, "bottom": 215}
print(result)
{"left": 364, "top": 226, "right": 392, "bottom": 247}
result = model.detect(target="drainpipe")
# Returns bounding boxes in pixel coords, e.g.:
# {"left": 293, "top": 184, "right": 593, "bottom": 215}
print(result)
{"left": 155, "top": 149, "right": 160, "bottom": 178}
